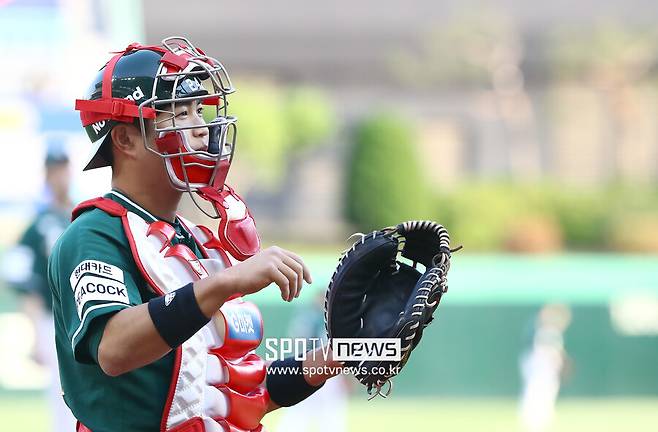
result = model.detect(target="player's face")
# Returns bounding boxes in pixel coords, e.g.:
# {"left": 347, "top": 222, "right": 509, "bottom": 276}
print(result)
{"left": 155, "top": 100, "right": 209, "bottom": 152}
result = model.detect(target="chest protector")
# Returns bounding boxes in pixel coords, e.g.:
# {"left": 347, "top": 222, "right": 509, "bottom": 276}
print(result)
{"left": 72, "top": 196, "right": 268, "bottom": 432}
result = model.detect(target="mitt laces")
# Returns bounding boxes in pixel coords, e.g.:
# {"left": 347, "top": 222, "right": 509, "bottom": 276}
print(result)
{"left": 367, "top": 379, "right": 393, "bottom": 400}
{"left": 413, "top": 267, "right": 447, "bottom": 309}
{"left": 339, "top": 231, "right": 376, "bottom": 256}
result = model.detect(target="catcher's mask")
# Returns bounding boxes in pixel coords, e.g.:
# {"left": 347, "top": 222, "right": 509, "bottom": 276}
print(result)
{"left": 75, "top": 36, "right": 237, "bottom": 214}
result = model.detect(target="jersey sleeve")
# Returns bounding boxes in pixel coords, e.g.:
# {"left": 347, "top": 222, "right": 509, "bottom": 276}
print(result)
{"left": 49, "top": 217, "right": 145, "bottom": 364}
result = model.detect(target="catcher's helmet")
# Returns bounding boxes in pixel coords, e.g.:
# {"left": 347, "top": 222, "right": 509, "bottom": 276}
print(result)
{"left": 75, "top": 36, "right": 236, "bottom": 192}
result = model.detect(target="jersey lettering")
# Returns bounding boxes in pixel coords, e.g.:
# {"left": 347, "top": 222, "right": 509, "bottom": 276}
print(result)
{"left": 73, "top": 275, "right": 129, "bottom": 318}
{"left": 70, "top": 260, "right": 125, "bottom": 291}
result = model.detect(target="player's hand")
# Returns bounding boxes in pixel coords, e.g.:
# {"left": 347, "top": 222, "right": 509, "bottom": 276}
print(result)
{"left": 219, "top": 246, "right": 312, "bottom": 302}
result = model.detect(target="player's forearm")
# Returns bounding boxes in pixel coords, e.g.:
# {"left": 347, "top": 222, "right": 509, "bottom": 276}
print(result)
{"left": 193, "top": 271, "right": 236, "bottom": 318}
{"left": 264, "top": 347, "right": 342, "bottom": 413}
{"left": 97, "top": 301, "right": 170, "bottom": 376}
{"left": 98, "top": 273, "right": 235, "bottom": 377}
{"left": 302, "top": 347, "right": 343, "bottom": 386}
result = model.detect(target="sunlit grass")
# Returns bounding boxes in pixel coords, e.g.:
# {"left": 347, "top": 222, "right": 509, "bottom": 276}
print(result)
{"left": 4, "top": 395, "right": 657, "bottom": 432}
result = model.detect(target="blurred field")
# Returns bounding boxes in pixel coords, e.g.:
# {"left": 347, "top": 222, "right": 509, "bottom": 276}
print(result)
{"left": 5, "top": 395, "right": 658, "bottom": 432}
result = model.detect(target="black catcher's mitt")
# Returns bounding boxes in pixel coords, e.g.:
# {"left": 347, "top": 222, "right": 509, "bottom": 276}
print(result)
{"left": 324, "top": 220, "right": 455, "bottom": 398}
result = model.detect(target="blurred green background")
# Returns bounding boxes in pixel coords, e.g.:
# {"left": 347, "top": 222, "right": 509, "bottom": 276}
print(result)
{"left": 3, "top": 0, "right": 658, "bottom": 431}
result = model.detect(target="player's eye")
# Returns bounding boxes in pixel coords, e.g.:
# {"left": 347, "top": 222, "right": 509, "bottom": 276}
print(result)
{"left": 196, "top": 105, "right": 204, "bottom": 116}
{"left": 175, "top": 108, "right": 188, "bottom": 118}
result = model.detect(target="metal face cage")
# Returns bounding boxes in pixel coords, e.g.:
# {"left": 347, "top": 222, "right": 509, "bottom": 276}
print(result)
{"left": 135, "top": 36, "right": 239, "bottom": 217}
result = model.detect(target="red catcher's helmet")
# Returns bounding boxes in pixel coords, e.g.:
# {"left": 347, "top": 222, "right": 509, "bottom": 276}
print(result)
{"left": 75, "top": 36, "right": 237, "bottom": 195}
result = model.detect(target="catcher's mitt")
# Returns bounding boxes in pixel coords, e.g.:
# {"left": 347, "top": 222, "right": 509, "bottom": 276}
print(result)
{"left": 324, "top": 220, "right": 455, "bottom": 398}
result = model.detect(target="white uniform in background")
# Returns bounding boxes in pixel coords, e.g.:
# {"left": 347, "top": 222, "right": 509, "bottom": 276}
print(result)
{"left": 519, "top": 304, "right": 571, "bottom": 432}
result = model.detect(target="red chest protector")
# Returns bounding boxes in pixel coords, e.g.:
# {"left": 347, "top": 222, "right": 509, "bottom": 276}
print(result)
{"left": 72, "top": 197, "right": 268, "bottom": 432}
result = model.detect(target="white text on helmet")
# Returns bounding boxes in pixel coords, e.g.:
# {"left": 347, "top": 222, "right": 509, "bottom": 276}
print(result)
{"left": 90, "top": 86, "right": 146, "bottom": 135}
{"left": 124, "top": 86, "right": 145, "bottom": 102}
{"left": 92, "top": 121, "right": 106, "bottom": 134}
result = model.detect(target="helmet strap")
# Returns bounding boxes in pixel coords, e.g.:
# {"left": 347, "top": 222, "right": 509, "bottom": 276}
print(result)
{"left": 75, "top": 42, "right": 190, "bottom": 126}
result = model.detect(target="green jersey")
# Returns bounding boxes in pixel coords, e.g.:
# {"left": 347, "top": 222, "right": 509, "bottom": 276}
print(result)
{"left": 48, "top": 190, "right": 202, "bottom": 431}
{"left": 6, "top": 205, "right": 70, "bottom": 311}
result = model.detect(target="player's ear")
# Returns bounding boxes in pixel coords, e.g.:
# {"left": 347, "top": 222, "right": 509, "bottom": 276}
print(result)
{"left": 143, "top": 119, "right": 156, "bottom": 141}
{"left": 110, "top": 123, "right": 142, "bottom": 159}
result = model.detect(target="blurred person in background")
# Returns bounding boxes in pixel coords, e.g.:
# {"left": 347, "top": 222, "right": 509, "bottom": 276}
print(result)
{"left": 519, "top": 303, "right": 572, "bottom": 432}
{"left": 2, "top": 139, "right": 76, "bottom": 432}
{"left": 275, "top": 291, "right": 349, "bottom": 432}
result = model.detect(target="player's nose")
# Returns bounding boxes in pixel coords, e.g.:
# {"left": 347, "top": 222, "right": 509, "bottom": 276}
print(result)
{"left": 191, "top": 116, "right": 209, "bottom": 150}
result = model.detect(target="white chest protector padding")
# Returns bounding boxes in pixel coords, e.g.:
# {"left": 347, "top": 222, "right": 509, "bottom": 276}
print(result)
{"left": 125, "top": 212, "right": 229, "bottom": 431}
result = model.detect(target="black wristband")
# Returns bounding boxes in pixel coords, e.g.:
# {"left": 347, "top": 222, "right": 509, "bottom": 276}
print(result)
{"left": 266, "top": 356, "right": 324, "bottom": 407}
{"left": 147, "top": 283, "right": 210, "bottom": 349}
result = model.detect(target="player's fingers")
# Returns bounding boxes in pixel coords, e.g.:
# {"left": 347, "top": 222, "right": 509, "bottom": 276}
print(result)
{"left": 270, "top": 267, "right": 291, "bottom": 302}
{"left": 277, "top": 260, "right": 298, "bottom": 301}
{"left": 282, "top": 250, "right": 313, "bottom": 284}
{"left": 280, "top": 254, "right": 304, "bottom": 298}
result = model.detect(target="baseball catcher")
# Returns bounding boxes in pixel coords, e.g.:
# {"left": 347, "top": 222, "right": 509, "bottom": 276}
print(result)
{"left": 49, "top": 37, "right": 340, "bottom": 432}
{"left": 325, "top": 220, "right": 456, "bottom": 398}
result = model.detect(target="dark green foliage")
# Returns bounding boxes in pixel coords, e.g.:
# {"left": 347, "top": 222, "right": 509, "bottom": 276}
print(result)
{"left": 346, "top": 113, "right": 432, "bottom": 231}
